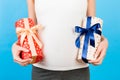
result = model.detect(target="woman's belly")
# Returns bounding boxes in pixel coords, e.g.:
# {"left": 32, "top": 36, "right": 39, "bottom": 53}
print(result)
{"left": 34, "top": 0, "right": 88, "bottom": 70}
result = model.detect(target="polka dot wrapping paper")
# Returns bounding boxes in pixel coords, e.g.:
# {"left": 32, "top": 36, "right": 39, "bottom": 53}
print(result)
{"left": 15, "top": 18, "right": 44, "bottom": 64}
{"left": 75, "top": 17, "right": 103, "bottom": 63}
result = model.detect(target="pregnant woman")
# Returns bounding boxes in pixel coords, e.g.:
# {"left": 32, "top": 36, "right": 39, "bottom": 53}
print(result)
{"left": 12, "top": 0, "right": 108, "bottom": 80}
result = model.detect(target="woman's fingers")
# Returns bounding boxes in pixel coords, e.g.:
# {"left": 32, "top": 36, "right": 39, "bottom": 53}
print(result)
{"left": 14, "top": 57, "right": 32, "bottom": 63}
{"left": 91, "top": 57, "right": 104, "bottom": 65}
{"left": 14, "top": 57, "right": 32, "bottom": 66}
{"left": 92, "top": 48, "right": 106, "bottom": 65}
{"left": 89, "top": 39, "right": 107, "bottom": 65}
{"left": 12, "top": 42, "right": 32, "bottom": 66}
{"left": 94, "top": 44, "right": 102, "bottom": 59}
{"left": 12, "top": 43, "right": 29, "bottom": 52}
{"left": 89, "top": 49, "right": 106, "bottom": 65}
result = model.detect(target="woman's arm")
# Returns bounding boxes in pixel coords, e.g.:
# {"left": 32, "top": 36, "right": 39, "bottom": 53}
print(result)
{"left": 87, "top": 0, "right": 108, "bottom": 65}
{"left": 11, "top": 0, "right": 37, "bottom": 66}
{"left": 87, "top": 0, "right": 96, "bottom": 16}
{"left": 27, "top": 0, "right": 37, "bottom": 24}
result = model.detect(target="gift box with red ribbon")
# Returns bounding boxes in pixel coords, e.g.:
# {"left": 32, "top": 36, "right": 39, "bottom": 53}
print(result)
{"left": 75, "top": 17, "right": 103, "bottom": 63}
{"left": 15, "top": 18, "right": 44, "bottom": 63}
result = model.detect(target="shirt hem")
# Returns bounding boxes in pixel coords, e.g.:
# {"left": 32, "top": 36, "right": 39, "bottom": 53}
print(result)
{"left": 32, "top": 64, "right": 89, "bottom": 71}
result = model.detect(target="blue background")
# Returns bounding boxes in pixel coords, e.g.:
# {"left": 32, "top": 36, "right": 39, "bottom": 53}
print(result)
{"left": 0, "top": 0, "right": 120, "bottom": 80}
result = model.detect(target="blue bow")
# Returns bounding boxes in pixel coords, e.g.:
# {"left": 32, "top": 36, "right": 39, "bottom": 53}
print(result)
{"left": 75, "top": 17, "right": 102, "bottom": 63}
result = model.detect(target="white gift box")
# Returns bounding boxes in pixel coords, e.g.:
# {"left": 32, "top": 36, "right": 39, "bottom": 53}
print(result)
{"left": 75, "top": 17, "right": 103, "bottom": 63}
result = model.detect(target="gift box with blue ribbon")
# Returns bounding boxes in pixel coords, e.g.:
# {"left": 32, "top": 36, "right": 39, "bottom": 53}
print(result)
{"left": 75, "top": 16, "right": 103, "bottom": 63}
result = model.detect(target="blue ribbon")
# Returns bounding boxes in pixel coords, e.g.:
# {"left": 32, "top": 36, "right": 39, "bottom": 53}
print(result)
{"left": 75, "top": 17, "right": 102, "bottom": 63}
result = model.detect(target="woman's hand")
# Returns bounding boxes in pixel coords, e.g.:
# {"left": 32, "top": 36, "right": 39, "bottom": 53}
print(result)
{"left": 89, "top": 36, "right": 108, "bottom": 65}
{"left": 12, "top": 42, "right": 32, "bottom": 66}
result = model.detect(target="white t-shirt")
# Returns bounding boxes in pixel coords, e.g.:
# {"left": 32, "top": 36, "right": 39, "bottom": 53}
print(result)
{"left": 33, "top": 0, "right": 88, "bottom": 71}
